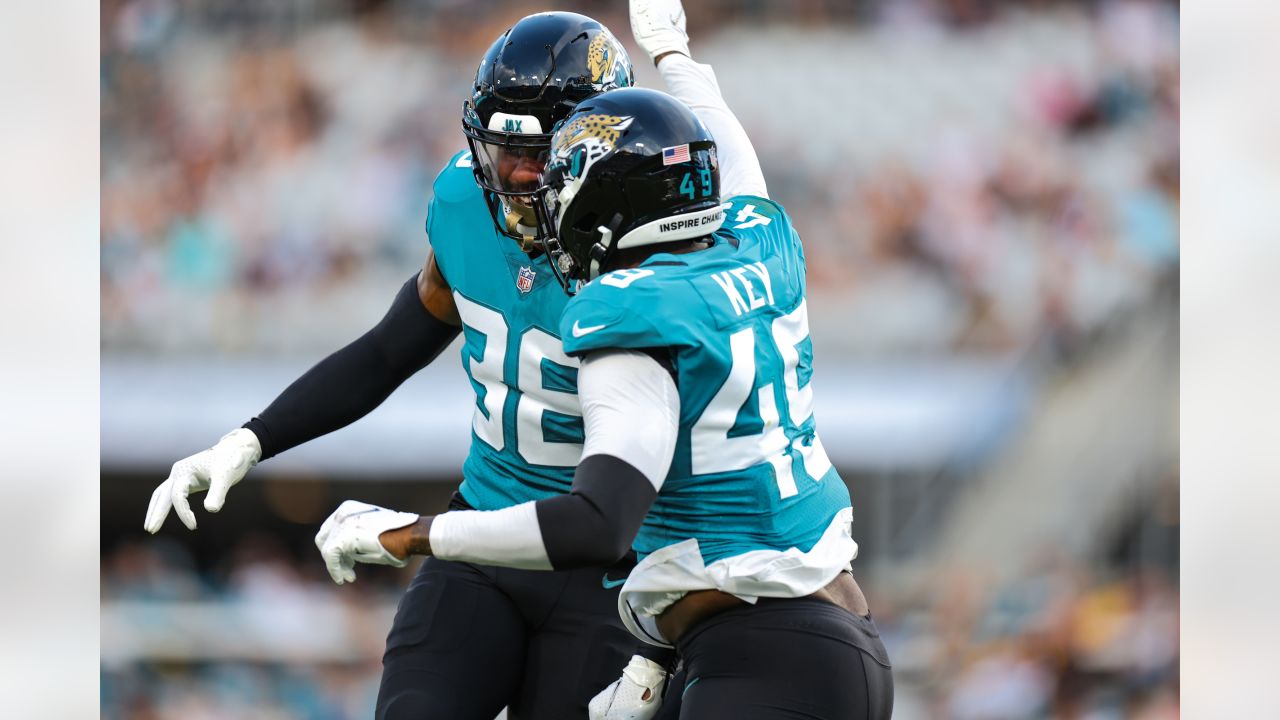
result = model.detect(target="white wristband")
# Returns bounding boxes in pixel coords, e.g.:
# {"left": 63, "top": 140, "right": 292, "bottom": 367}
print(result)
{"left": 429, "top": 503, "right": 553, "bottom": 570}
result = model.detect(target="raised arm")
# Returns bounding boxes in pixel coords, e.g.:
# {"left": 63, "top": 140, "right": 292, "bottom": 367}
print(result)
{"left": 631, "top": 0, "right": 768, "bottom": 200}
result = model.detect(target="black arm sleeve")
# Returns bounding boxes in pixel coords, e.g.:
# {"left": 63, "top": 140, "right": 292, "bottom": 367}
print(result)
{"left": 534, "top": 454, "right": 658, "bottom": 570}
{"left": 243, "top": 274, "right": 460, "bottom": 460}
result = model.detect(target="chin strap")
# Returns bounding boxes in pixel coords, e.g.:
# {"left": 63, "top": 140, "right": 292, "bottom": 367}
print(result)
{"left": 502, "top": 201, "right": 541, "bottom": 252}
{"left": 516, "top": 224, "right": 540, "bottom": 252}
{"left": 588, "top": 226, "right": 613, "bottom": 280}
{"left": 586, "top": 213, "right": 626, "bottom": 280}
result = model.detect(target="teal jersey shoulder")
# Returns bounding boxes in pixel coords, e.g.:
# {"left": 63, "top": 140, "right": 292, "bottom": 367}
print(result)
{"left": 560, "top": 195, "right": 849, "bottom": 565}
{"left": 427, "top": 150, "right": 581, "bottom": 510}
{"left": 560, "top": 196, "right": 806, "bottom": 357}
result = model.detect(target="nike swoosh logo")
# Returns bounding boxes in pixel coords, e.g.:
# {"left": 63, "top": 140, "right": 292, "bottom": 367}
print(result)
{"left": 572, "top": 320, "right": 608, "bottom": 338}
{"left": 601, "top": 574, "right": 627, "bottom": 589}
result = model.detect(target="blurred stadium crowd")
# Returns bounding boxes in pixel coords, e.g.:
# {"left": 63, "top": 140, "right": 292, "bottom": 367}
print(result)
{"left": 101, "top": 0, "right": 1177, "bottom": 359}
{"left": 101, "top": 0, "right": 1178, "bottom": 718}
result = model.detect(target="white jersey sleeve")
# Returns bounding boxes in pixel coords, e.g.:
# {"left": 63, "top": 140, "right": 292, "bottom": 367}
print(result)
{"left": 579, "top": 349, "right": 680, "bottom": 490}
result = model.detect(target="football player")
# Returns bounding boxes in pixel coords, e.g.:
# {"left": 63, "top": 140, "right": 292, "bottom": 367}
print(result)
{"left": 317, "top": 2, "right": 894, "bottom": 718}
{"left": 142, "top": 12, "right": 674, "bottom": 720}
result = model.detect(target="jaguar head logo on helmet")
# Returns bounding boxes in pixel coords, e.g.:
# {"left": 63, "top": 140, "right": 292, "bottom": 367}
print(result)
{"left": 588, "top": 30, "right": 631, "bottom": 91}
{"left": 461, "top": 12, "right": 634, "bottom": 253}
{"left": 542, "top": 112, "right": 635, "bottom": 243}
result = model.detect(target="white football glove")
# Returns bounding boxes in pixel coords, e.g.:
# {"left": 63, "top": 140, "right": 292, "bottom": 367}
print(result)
{"left": 314, "top": 500, "right": 419, "bottom": 585}
{"left": 588, "top": 655, "right": 669, "bottom": 720}
{"left": 144, "top": 428, "right": 262, "bottom": 533}
{"left": 630, "top": 0, "right": 690, "bottom": 65}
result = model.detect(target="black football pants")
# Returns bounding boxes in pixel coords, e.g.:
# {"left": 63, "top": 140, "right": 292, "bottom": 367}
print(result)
{"left": 375, "top": 553, "right": 638, "bottom": 719}
{"left": 674, "top": 597, "right": 894, "bottom": 719}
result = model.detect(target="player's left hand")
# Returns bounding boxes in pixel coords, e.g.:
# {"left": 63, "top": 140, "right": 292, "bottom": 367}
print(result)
{"left": 588, "top": 654, "right": 669, "bottom": 720}
{"left": 314, "top": 500, "right": 420, "bottom": 585}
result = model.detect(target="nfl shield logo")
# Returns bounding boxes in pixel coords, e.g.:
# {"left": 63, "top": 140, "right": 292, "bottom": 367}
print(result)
{"left": 516, "top": 266, "right": 536, "bottom": 293}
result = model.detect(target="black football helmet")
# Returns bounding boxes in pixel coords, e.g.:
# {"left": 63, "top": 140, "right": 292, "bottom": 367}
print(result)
{"left": 532, "top": 87, "right": 724, "bottom": 293}
{"left": 462, "top": 12, "right": 633, "bottom": 250}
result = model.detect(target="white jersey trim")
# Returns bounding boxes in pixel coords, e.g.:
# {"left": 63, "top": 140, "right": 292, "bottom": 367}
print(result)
{"left": 618, "top": 507, "right": 858, "bottom": 646}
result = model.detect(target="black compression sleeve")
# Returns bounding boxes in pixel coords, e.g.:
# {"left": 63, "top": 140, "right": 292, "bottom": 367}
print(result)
{"left": 535, "top": 454, "right": 658, "bottom": 570}
{"left": 243, "top": 274, "right": 460, "bottom": 460}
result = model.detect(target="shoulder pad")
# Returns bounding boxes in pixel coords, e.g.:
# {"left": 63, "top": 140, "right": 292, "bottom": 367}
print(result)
{"left": 560, "top": 268, "right": 692, "bottom": 356}
{"left": 432, "top": 150, "right": 482, "bottom": 205}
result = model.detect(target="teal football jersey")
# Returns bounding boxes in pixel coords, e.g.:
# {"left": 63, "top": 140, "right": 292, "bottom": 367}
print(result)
{"left": 428, "top": 150, "right": 582, "bottom": 510}
{"left": 560, "top": 195, "right": 851, "bottom": 567}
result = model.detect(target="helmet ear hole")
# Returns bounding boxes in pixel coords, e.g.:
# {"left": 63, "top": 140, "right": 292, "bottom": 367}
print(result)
{"left": 573, "top": 211, "right": 600, "bottom": 233}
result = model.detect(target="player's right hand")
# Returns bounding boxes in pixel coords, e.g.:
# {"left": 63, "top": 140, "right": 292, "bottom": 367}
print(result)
{"left": 630, "top": 0, "right": 690, "bottom": 65}
{"left": 143, "top": 428, "right": 261, "bottom": 533}
{"left": 314, "top": 500, "right": 419, "bottom": 585}
{"left": 588, "top": 654, "right": 669, "bottom": 720}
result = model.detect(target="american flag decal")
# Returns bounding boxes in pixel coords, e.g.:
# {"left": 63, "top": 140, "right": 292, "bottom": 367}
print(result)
{"left": 516, "top": 266, "right": 536, "bottom": 293}
{"left": 662, "top": 144, "right": 690, "bottom": 165}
